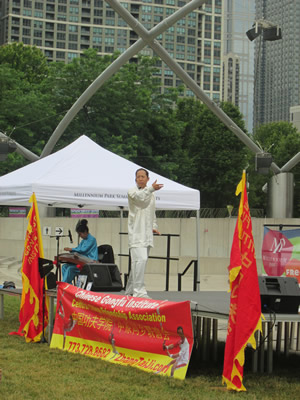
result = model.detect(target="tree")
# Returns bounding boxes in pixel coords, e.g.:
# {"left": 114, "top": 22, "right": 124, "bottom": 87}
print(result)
{"left": 175, "top": 99, "right": 249, "bottom": 208}
{"left": 0, "top": 44, "right": 57, "bottom": 175}
{"left": 0, "top": 42, "right": 48, "bottom": 83}
{"left": 47, "top": 50, "right": 183, "bottom": 179}
{"left": 247, "top": 122, "right": 300, "bottom": 216}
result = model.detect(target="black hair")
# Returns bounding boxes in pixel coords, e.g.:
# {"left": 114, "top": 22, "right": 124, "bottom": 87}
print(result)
{"left": 135, "top": 168, "right": 149, "bottom": 177}
{"left": 76, "top": 219, "right": 89, "bottom": 234}
{"left": 177, "top": 326, "right": 184, "bottom": 332}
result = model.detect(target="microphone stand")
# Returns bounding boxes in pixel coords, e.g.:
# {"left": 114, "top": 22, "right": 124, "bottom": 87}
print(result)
{"left": 38, "top": 258, "right": 54, "bottom": 343}
{"left": 50, "top": 233, "right": 72, "bottom": 281}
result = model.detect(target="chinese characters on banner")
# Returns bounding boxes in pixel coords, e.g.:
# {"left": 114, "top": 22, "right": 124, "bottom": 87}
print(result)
{"left": 50, "top": 282, "right": 193, "bottom": 380}
{"left": 262, "top": 227, "right": 300, "bottom": 283}
{"left": 10, "top": 193, "right": 48, "bottom": 342}
{"left": 222, "top": 171, "right": 263, "bottom": 391}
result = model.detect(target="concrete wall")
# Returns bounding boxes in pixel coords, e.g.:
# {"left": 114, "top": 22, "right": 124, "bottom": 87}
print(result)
{"left": 1, "top": 216, "right": 299, "bottom": 276}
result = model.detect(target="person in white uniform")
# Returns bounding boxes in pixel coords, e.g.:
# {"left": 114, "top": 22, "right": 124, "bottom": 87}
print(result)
{"left": 125, "top": 168, "right": 163, "bottom": 298}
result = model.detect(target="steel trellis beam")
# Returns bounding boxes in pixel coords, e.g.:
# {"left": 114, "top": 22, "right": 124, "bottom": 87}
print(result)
{"left": 40, "top": 0, "right": 206, "bottom": 157}
{"left": 106, "top": 0, "right": 281, "bottom": 174}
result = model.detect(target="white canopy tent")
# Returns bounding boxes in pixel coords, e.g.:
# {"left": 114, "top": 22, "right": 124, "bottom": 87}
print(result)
{"left": 0, "top": 135, "right": 200, "bottom": 210}
{"left": 0, "top": 135, "right": 201, "bottom": 289}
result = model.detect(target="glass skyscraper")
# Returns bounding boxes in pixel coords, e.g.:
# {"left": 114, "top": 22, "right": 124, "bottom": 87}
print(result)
{"left": 253, "top": 0, "right": 300, "bottom": 129}
{"left": 223, "top": 0, "right": 255, "bottom": 133}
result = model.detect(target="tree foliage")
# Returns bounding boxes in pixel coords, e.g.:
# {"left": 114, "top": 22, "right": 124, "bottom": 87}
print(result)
{"left": 47, "top": 50, "right": 182, "bottom": 179}
{"left": 0, "top": 45, "right": 56, "bottom": 174}
{"left": 1, "top": 43, "right": 300, "bottom": 215}
{"left": 175, "top": 98, "right": 249, "bottom": 208}
{"left": 0, "top": 42, "right": 48, "bottom": 83}
{"left": 247, "top": 122, "right": 300, "bottom": 216}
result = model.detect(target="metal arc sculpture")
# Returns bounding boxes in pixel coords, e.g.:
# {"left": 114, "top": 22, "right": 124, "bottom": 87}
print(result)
{"left": 40, "top": 0, "right": 281, "bottom": 176}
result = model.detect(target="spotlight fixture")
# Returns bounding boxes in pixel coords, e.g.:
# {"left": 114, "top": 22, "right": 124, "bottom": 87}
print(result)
{"left": 0, "top": 137, "right": 17, "bottom": 161}
{"left": 246, "top": 26, "right": 262, "bottom": 41}
{"left": 255, "top": 153, "right": 273, "bottom": 175}
{"left": 246, "top": 19, "right": 282, "bottom": 42}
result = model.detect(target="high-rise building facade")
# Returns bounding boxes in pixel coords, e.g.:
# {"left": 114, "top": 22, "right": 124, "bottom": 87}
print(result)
{"left": 223, "top": 0, "right": 255, "bottom": 133}
{"left": 0, "top": 0, "right": 224, "bottom": 102}
{"left": 254, "top": 0, "right": 300, "bottom": 129}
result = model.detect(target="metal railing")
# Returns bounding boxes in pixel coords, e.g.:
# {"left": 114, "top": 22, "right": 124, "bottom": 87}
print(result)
{"left": 178, "top": 259, "right": 198, "bottom": 291}
{"left": 119, "top": 232, "right": 179, "bottom": 291}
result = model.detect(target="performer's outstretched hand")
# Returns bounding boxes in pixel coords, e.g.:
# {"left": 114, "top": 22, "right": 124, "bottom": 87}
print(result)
{"left": 152, "top": 180, "right": 164, "bottom": 191}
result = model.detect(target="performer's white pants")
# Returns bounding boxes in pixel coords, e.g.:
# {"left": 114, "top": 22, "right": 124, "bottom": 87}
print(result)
{"left": 125, "top": 247, "right": 150, "bottom": 298}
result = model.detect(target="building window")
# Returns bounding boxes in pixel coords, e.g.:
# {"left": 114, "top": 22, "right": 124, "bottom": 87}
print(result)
{"left": 57, "top": 32, "right": 66, "bottom": 40}
{"left": 34, "top": 30, "right": 42, "bottom": 37}
{"left": 56, "top": 51, "right": 66, "bottom": 59}
{"left": 69, "top": 34, "right": 78, "bottom": 41}
{"left": 23, "top": 19, "right": 31, "bottom": 26}
{"left": 106, "top": 19, "right": 115, "bottom": 26}
{"left": 35, "top": 2, "right": 43, "bottom": 9}
{"left": 57, "top": 24, "right": 66, "bottom": 31}
{"left": 34, "top": 20, "right": 43, "bottom": 28}
{"left": 69, "top": 25, "right": 78, "bottom": 32}
{"left": 104, "top": 37, "right": 115, "bottom": 44}
{"left": 68, "top": 52, "right": 78, "bottom": 60}
{"left": 106, "top": 10, "right": 115, "bottom": 17}
{"left": 93, "top": 37, "right": 102, "bottom": 43}
{"left": 93, "top": 27, "right": 102, "bottom": 34}
{"left": 68, "top": 43, "right": 78, "bottom": 50}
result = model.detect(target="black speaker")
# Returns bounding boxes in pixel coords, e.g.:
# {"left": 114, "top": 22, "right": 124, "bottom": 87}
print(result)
{"left": 259, "top": 276, "right": 300, "bottom": 314}
{"left": 46, "top": 272, "right": 57, "bottom": 289}
{"left": 78, "top": 263, "right": 122, "bottom": 292}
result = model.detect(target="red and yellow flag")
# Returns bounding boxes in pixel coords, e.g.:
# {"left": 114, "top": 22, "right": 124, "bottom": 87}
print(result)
{"left": 222, "top": 171, "right": 263, "bottom": 391}
{"left": 11, "top": 193, "right": 48, "bottom": 342}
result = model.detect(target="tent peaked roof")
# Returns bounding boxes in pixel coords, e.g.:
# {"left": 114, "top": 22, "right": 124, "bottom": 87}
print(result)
{"left": 0, "top": 135, "right": 200, "bottom": 210}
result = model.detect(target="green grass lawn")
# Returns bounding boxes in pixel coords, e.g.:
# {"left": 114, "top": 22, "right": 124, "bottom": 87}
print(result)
{"left": 0, "top": 296, "right": 299, "bottom": 400}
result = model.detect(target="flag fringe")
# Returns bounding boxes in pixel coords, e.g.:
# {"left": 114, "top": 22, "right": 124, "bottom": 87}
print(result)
{"left": 222, "top": 375, "right": 246, "bottom": 392}
{"left": 21, "top": 273, "right": 43, "bottom": 342}
{"left": 223, "top": 315, "right": 263, "bottom": 391}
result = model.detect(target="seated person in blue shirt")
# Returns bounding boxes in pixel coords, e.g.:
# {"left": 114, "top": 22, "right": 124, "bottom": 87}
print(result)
{"left": 62, "top": 219, "right": 98, "bottom": 284}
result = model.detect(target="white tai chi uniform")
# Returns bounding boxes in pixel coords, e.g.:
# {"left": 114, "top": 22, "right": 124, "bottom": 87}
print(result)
{"left": 174, "top": 337, "right": 190, "bottom": 368}
{"left": 125, "top": 185, "right": 158, "bottom": 298}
